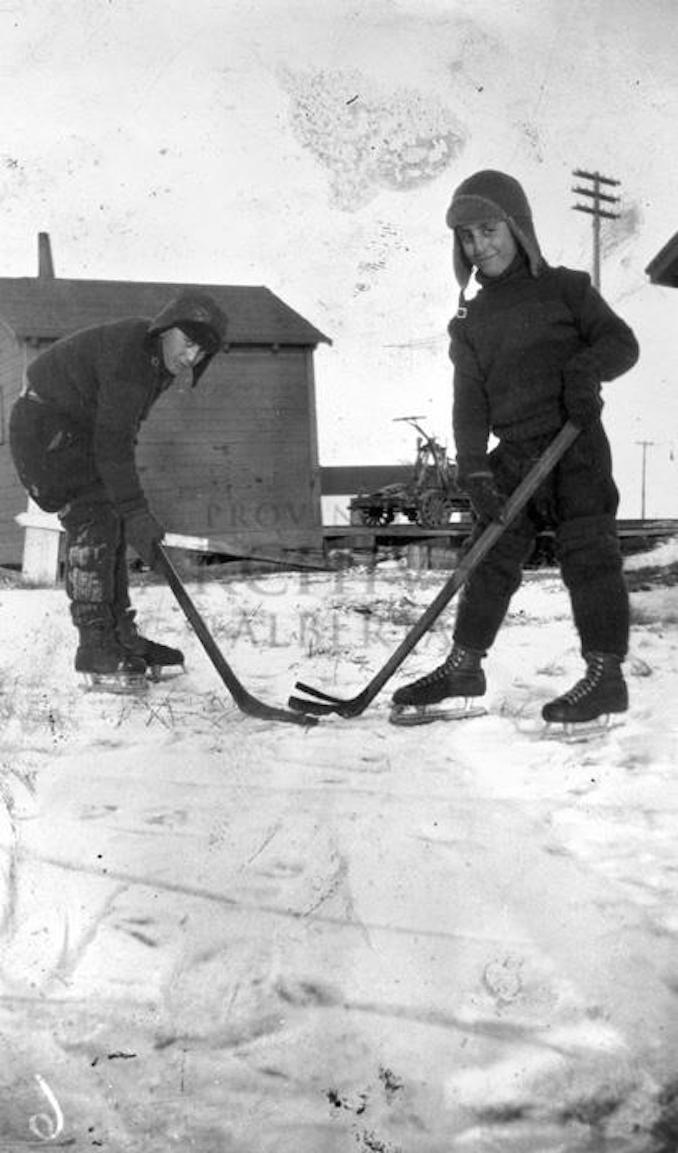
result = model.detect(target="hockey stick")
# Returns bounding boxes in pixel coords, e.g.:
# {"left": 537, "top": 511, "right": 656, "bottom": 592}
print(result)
{"left": 164, "top": 532, "right": 329, "bottom": 571}
{"left": 289, "top": 421, "right": 580, "bottom": 718}
{"left": 155, "top": 545, "right": 317, "bottom": 727}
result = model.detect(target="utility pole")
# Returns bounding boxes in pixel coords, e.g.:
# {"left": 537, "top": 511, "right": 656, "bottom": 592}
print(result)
{"left": 635, "top": 439, "right": 655, "bottom": 520}
{"left": 571, "top": 169, "right": 621, "bottom": 291}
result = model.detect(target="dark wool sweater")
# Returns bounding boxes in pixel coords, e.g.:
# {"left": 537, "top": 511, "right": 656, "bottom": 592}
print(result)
{"left": 448, "top": 257, "right": 639, "bottom": 477}
{"left": 26, "top": 319, "right": 177, "bottom": 515}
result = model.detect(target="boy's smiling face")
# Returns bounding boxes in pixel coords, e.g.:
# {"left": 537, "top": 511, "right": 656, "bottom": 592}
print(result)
{"left": 458, "top": 219, "right": 518, "bottom": 277}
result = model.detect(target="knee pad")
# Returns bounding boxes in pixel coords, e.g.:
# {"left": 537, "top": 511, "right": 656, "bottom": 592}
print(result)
{"left": 62, "top": 502, "right": 122, "bottom": 605}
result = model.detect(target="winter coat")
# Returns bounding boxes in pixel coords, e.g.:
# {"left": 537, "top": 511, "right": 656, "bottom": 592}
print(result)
{"left": 449, "top": 256, "right": 639, "bottom": 480}
{"left": 21, "top": 316, "right": 216, "bottom": 516}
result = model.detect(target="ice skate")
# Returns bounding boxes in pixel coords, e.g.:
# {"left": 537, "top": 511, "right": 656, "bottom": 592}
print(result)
{"left": 117, "top": 610, "right": 185, "bottom": 681}
{"left": 541, "top": 652, "right": 628, "bottom": 738}
{"left": 76, "top": 618, "right": 148, "bottom": 693}
{"left": 390, "top": 645, "right": 487, "bottom": 726}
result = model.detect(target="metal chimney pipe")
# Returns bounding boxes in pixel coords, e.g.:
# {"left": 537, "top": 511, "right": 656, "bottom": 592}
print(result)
{"left": 38, "top": 232, "right": 55, "bottom": 278}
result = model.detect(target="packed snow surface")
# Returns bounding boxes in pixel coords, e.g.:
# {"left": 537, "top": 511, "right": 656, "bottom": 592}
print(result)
{"left": 1, "top": 540, "right": 677, "bottom": 1152}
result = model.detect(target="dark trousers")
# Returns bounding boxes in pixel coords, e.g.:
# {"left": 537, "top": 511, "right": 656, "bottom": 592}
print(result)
{"left": 454, "top": 423, "right": 630, "bottom": 659}
{"left": 9, "top": 397, "right": 130, "bottom": 627}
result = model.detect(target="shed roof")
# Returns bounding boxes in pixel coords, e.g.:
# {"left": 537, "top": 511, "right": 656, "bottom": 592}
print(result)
{"left": 0, "top": 276, "right": 331, "bottom": 346}
{"left": 645, "top": 231, "right": 678, "bottom": 288}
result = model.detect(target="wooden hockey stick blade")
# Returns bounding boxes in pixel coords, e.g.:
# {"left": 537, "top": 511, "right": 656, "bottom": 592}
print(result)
{"left": 292, "top": 681, "right": 347, "bottom": 705}
{"left": 156, "top": 546, "right": 317, "bottom": 727}
{"left": 287, "top": 694, "right": 340, "bottom": 716}
{"left": 164, "top": 532, "right": 329, "bottom": 571}
{"left": 287, "top": 682, "right": 372, "bottom": 715}
{"left": 289, "top": 422, "right": 580, "bottom": 718}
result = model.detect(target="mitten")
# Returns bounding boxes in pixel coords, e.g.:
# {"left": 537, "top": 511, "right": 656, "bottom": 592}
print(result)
{"left": 125, "top": 508, "right": 165, "bottom": 568}
{"left": 463, "top": 471, "right": 507, "bottom": 523}
{"left": 562, "top": 364, "right": 603, "bottom": 428}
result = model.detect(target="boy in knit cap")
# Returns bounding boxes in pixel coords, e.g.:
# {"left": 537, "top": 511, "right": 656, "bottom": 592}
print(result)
{"left": 10, "top": 292, "right": 228, "bottom": 689}
{"left": 391, "top": 169, "right": 639, "bottom": 726}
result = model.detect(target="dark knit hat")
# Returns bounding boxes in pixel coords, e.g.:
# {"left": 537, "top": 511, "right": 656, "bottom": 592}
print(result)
{"left": 176, "top": 320, "right": 223, "bottom": 356}
{"left": 446, "top": 170, "right": 544, "bottom": 287}
{"left": 149, "top": 292, "right": 228, "bottom": 353}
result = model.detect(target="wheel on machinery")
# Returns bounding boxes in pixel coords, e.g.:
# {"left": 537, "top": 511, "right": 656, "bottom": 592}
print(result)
{"left": 359, "top": 506, "right": 395, "bottom": 527}
{"left": 417, "top": 489, "right": 452, "bottom": 528}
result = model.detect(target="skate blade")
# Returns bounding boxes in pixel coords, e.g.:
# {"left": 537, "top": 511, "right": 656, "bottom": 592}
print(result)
{"left": 538, "top": 715, "right": 625, "bottom": 743}
{"left": 147, "top": 663, "right": 186, "bottom": 683}
{"left": 390, "top": 701, "right": 488, "bottom": 727}
{"left": 80, "top": 672, "right": 149, "bottom": 695}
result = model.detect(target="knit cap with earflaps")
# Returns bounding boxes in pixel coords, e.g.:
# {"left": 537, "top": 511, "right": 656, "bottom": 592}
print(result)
{"left": 446, "top": 170, "right": 544, "bottom": 289}
{"left": 148, "top": 291, "right": 229, "bottom": 387}
{"left": 149, "top": 292, "right": 228, "bottom": 354}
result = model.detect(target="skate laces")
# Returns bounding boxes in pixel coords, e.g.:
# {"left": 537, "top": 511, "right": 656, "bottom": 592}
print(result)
{"left": 411, "top": 663, "right": 450, "bottom": 690}
{"left": 559, "top": 656, "right": 607, "bottom": 704}
{"left": 443, "top": 646, "right": 480, "bottom": 672}
{"left": 410, "top": 650, "right": 471, "bottom": 689}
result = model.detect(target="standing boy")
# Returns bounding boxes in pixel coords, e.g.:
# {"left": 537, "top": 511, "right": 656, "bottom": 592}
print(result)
{"left": 10, "top": 292, "right": 228, "bottom": 687}
{"left": 391, "top": 169, "right": 639, "bottom": 725}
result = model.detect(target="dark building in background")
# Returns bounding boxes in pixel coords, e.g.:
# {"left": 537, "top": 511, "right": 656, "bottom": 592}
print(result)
{"left": 645, "top": 231, "right": 678, "bottom": 287}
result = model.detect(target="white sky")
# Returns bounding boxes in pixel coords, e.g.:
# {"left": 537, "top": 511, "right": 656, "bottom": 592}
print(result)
{"left": 1, "top": 0, "right": 677, "bottom": 516}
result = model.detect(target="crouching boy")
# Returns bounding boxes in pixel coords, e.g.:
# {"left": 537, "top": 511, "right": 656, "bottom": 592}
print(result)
{"left": 10, "top": 292, "right": 228, "bottom": 688}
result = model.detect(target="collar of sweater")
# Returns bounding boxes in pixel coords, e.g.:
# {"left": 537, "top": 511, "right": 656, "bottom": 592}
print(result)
{"left": 476, "top": 250, "right": 532, "bottom": 289}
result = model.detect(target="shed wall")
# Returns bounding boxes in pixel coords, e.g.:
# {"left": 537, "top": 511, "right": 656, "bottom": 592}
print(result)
{"left": 136, "top": 347, "right": 322, "bottom": 551}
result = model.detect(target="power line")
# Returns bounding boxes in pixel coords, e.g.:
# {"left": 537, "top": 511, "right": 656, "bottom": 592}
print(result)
{"left": 635, "top": 439, "right": 655, "bottom": 519}
{"left": 571, "top": 168, "right": 621, "bottom": 291}
{"left": 634, "top": 439, "right": 675, "bottom": 518}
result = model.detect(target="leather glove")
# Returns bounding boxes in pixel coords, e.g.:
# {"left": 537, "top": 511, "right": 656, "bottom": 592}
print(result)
{"left": 562, "top": 364, "right": 603, "bottom": 428}
{"left": 463, "top": 471, "right": 507, "bottom": 523}
{"left": 125, "top": 508, "right": 165, "bottom": 568}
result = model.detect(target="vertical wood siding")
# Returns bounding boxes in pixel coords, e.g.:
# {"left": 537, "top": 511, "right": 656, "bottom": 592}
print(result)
{"left": 136, "top": 347, "right": 322, "bottom": 551}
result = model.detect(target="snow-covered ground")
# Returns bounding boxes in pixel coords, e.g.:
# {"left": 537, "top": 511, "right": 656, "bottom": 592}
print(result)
{"left": 1, "top": 539, "right": 677, "bottom": 1152}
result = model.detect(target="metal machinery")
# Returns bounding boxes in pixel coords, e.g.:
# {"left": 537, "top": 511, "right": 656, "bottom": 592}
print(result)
{"left": 349, "top": 416, "right": 471, "bottom": 528}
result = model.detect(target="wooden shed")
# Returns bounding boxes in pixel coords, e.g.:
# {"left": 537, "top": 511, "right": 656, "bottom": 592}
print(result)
{"left": 0, "top": 235, "right": 330, "bottom": 567}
